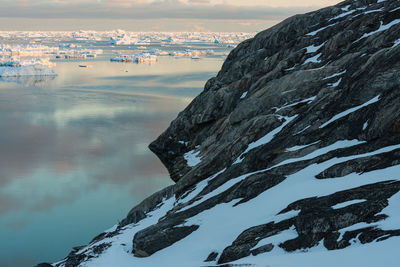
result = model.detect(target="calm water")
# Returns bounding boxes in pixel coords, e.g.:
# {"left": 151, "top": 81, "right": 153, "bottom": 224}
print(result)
{"left": 0, "top": 44, "right": 225, "bottom": 266}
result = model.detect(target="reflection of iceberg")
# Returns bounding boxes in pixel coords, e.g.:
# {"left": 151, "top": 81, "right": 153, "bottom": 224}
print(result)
{"left": 0, "top": 75, "right": 56, "bottom": 87}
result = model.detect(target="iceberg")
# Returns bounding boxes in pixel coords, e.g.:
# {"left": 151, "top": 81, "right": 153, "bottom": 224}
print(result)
{"left": 0, "top": 58, "right": 57, "bottom": 77}
{"left": 110, "top": 53, "right": 157, "bottom": 63}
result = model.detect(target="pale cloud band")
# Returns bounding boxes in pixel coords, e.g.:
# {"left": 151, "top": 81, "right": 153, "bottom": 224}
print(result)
{"left": 0, "top": 0, "right": 340, "bottom": 20}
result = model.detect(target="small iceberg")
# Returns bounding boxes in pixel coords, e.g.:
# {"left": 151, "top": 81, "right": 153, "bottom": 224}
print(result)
{"left": 109, "top": 34, "right": 136, "bottom": 45}
{"left": 110, "top": 53, "right": 157, "bottom": 63}
{"left": 169, "top": 49, "right": 214, "bottom": 57}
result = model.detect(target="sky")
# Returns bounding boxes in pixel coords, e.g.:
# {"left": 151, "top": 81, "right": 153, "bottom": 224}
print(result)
{"left": 0, "top": 0, "right": 342, "bottom": 31}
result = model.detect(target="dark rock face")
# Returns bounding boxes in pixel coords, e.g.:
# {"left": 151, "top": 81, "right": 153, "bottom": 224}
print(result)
{"left": 58, "top": 0, "right": 400, "bottom": 266}
{"left": 132, "top": 225, "right": 200, "bottom": 257}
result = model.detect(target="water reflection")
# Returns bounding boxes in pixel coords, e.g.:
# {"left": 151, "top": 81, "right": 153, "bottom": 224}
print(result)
{"left": 0, "top": 54, "right": 224, "bottom": 266}
{"left": 0, "top": 74, "right": 56, "bottom": 87}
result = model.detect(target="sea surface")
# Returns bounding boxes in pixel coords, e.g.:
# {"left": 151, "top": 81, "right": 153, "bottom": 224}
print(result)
{"left": 0, "top": 41, "right": 226, "bottom": 266}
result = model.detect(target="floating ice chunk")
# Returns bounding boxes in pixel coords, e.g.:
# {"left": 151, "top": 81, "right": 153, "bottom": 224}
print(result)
{"left": 169, "top": 49, "right": 214, "bottom": 57}
{"left": 110, "top": 53, "right": 157, "bottom": 63}
{"left": 319, "top": 95, "right": 381, "bottom": 128}
{"left": 109, "top": 34, "right": 136, "bottom": 45}
{"left": 0, "top": 58, "right": 57, "bottom": 77}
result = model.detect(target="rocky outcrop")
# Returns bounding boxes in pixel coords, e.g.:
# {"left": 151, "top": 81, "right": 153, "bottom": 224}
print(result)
{"left": 56, "top": 0, "right": 400, "bottom": 266}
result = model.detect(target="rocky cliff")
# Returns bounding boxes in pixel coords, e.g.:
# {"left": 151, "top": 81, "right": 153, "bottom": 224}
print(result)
{"left": 53, "top": 0, "right": 400, "bottom": 266}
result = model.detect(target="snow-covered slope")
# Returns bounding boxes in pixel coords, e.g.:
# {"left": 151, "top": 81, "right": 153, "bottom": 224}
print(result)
{"left": 51, "top": 0, "right": 400, "bottom": 266}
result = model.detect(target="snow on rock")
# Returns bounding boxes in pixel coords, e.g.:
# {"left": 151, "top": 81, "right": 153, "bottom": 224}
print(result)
{"left": 331, "top": 199, "right": 367, "bottom": 209}
{"left": 234, "top": 115, "right": 298, "bottom": 164}
{"left": 319, "top": 95, "right": 381, "bottom": 128}
{"left": 54, "top": 1, "right": 400, "bottom": 266}
{"left": 183, "top": 146, "right": 202, "bottom": 167}
{"left": 305, "top": 42, "right": 326, "bottom": 54}
{"left": 303, "top": 53, "right": 322, "bottom": 64}
{"left": 356, "top": 19, "right": 400, "bottom": 42}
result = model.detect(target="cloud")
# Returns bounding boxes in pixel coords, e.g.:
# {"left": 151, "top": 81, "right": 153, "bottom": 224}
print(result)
{"left": 188, "top": 0, "right": 210, "bottom": 4}
{"left": 0, "top": 0, "right": 332, "bottom": 20}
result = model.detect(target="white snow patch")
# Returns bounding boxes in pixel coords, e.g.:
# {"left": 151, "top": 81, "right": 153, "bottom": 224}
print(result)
{"left": 273, "top": 210, "right": 301, "bottom": 224}
{"left": 305, "top": 23, "right": 337, "bottom": 36}
{"left": 76, "top": 142, "right": 400, "bottom": 267}
{"left": 184, "top": 146, "right": 202, "bottom": 167}
{"left": 342, "top": 5, "right": 351, "bottom": 12}
{"left": 274, "top": 96, "right": 316, "bottom": 112}
{"left": 323, "top": 70, "right": 347, "bottom": 80}
{"left": 104, "top": 224, "right": 118, "bottom": 233}
{"left": 176, "top": 168, "right": 226, "bottom": 207}
{"left": 390, "top": 6, "right": 400, "bottom": 12}
{"left": 285, "top": 141, "right": 321, "bottom": 152}
{"left": 378, "top": 191, "right": 400, "bottom": 231}
{"left": 252, "top": 226, "right": 298, "bottom": 251}
{"left": 356, "top": 19, "right": 400, "bottom": 42}
{"left": 363, "top": 121, "right": 369, "bottom": 131}
{"left": 364, "top": 8, "right": 384, "bottom": 14}
{"left": 270, "top": 139, "right": 366, "bottom": 170}
{"left": 285, "top": 65, "right": 297, "bottom": 71}
{"left": 178, "top": 140, "right": 189, "bottom": 146}
{"left": 332, "top": 199, "right": 367, "bottom": 209}
{"left": 303, "top": 53, "right": 322, "bottom": 64}
{"left": 282, "top": 88, "right": 297, "bottom": 94}
{"left": 295, "top": 125, "right": 311, "bottom": 135}
{"left": 240, "top": 91, "right": 248, "bottom": 99}
{"left": 328, "top": 78, "right": 342, "bottom": 87}
{"left": 234, "top": 115, "right": 298, "bottom": 164}
{"left": 392, "top": 38, "right": 400, "bottom": 48}
{"left": 319, "top": 95, "right": 380, "bottom": 128}
{"left": 305, "top": 42, "right": 326, "bottom": 54}
{"left": 329, "top": 9, "right": 357, "bottom": 21}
